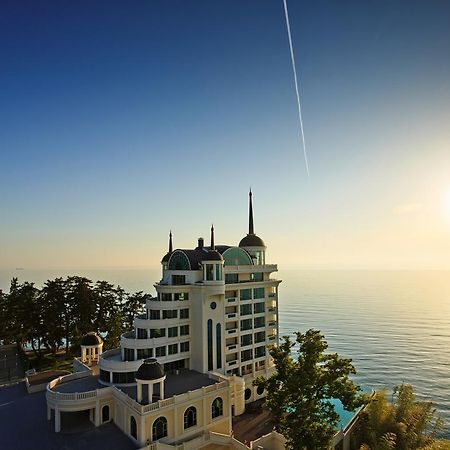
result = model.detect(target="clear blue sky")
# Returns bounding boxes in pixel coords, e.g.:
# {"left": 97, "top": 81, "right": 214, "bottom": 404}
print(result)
{"left": 1, "top": 1, "right": 450, "bottom": 269}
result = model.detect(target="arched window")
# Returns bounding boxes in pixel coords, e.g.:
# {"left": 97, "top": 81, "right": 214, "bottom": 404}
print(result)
{"left": 223, "top": 247, "right": 253, "bottom": 266}
{"left": 168, "top": 251, "right": 190, "bottom": 270}
{"left": 216, "top": 323, "right": 222, "bottom": 369}
{"left": 212, "top": 397, "right": 223, "bottom": 419}
{"left": 207, "top": 319, "right": 213, "bottom": 371}
{"left": 184, "top": 406, "right": 197, "bottom": 429}
{"left": 152, "top": 416, "right": 168, "bottom": 441}
{"left": 130, "top": 415, "right": 137, "bottom": 439}
{"left": 256, "top": 385, "right": 265, "bottom": 395}
{"left": 102, "top": 405, "right": 109, "bottom": 422}
{"left": 244, "top": 388, "right": 252, "bottom": 401}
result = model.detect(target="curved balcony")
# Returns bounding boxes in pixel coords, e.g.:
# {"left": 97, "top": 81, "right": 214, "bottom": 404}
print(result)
{"left": 46, "top": 372, "right": 112, "bottom": 411}
{"left": 133, "top": 316, "right": 189, "bottom": 329}
{"left": 120, "top": 332, "right": 189, "bottom": 349}
{"left": 145, "top": 299, "right": 191, "bottom": 310}
{"left": 99, "top": 348, "right": 142, "bottom": 372}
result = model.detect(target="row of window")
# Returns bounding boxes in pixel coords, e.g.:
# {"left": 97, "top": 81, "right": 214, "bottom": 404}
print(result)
{"left": 239, "top": 287, "right": 265, "bottom": 301}
{"left": 136, "top": 325, "right": 189, "bottom": 339}
{"left": 240, "top": 331, "right": 266, "bottom": 346}
{"left": 123, "top": 341, "right": 190, "bottom": 361}
{"left": 147, "top": 308, "right": 190, "bottom": 320}
{"left": 240, "top": 316, "right": 266, "bottom": 331}
{"left": 129, "top": 398, "right": 224, "bottom": 442}
{"left": 224, "top": 272, "right": 264, "bottom": 284}
{"left": 157, "top": 292, "right": 189, "bottom": 301}
{"left": 239, "top": 302, "right": 265, "bottom": 316}
{"left": 241, "top": 346, "right": 266, "bottom": 362}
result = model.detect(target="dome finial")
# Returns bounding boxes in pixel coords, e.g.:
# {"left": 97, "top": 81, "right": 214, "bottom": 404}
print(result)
{"left": 169, "top": 230, "right": 173, "bottom": 253}
{"left": 210, "top": 224, "right": 215, "bottom": 250}
{"left": 248, "top": 189, "right": 254, "bottom": 235}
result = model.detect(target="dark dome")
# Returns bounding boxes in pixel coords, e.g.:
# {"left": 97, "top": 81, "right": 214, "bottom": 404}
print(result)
{"left": 239, "top": 234, "right": 266, "bottom": 248}
{"left": 81, "top": 332, "right": 103, "bottom": 346}
{"left": 161, "top": 252, "right": 171, "bottom": 263}
{"left": 202, "top": 250, "right": 224, "bottom": 261}
{"left": 136, "top": 358, "right": 165, "bottom": 381}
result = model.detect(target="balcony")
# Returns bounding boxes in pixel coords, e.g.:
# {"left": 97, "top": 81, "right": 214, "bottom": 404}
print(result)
{"left": 226, "top": 344, "right": 238, "bottom": 353}
{"left": 226, "top": 297, "right": 237, "bottom": 303}
{"left": 226, "top": 360, "right": 238, "bottom": 369}
{"left": 226, "top": 328, "right": 237, "bottom": 335}
{"left": 267, "top": 307, "right": 276, "bottom": 313}
{"left": 266, "top": 321, "right": 276, "bottom": 329}
{"left": 226, "top": 313, "right": 237, "bottom": 320}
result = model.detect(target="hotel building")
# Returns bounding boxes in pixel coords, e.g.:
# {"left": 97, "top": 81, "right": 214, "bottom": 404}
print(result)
{"left": 46, "top": 191, "right": 281, "bottom": 449}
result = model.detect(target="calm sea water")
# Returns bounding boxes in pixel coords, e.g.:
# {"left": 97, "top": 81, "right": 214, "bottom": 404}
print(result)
{"left": 1, "top": 268, "right": 449, "bottom": 435}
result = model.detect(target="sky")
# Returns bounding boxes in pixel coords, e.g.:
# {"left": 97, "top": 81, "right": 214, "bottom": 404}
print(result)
{"left": 1, "top": 0, "right": 450, "bottom": 270}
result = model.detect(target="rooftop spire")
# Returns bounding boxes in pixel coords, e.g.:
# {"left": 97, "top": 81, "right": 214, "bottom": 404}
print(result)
{"left": 210, "top": 224, "right": 215, "bottom": 250}
{"left": 168, "top": 230, "right": 173, "bottom": 253}
{"left": 248, "top": 189, "right": 254, "bottom": 235}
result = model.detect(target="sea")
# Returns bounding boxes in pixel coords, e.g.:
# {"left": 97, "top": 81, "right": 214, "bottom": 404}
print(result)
{"left": 1, "top": 268, "right": 449, "bottom": 436}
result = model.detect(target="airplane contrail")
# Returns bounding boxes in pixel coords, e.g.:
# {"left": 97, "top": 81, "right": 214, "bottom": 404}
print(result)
{"left": 282, "top": 0, "right": 310, "bottom": 177}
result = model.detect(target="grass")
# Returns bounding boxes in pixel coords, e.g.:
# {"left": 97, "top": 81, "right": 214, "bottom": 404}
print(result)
{"left": 25, "top": 349, "right": 75, "bottom": 373}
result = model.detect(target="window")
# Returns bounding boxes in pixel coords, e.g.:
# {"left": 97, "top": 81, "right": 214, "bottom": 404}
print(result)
{"left": 113, "top": 371, "right": 136, "bottom": 384}
{"left": 137, "top": 328, "right": 147, "bottom": 339}
{"left": 102, "top": 405, "right": 109, "bottom": 422}
{"left": 240, "top": 289, "right": 252, "bottom": 301}
{"left": 223, "top": 247, "right": 253, "bottom": 266}
{"left": 100, "top": 369, "right": 109, "bottom": 383}
{"left": 152, "top": 416, "right": 168, "bottom": 441}
{"left": 255, "top": 250, "right": 265, "bottom": 265}
{"left": 172, "top": 274, "right": 186, "bottom": 285}
{"left": 215, "top": 264, "right": 222, "bottom": 281}
{"left": 180, "top": 325, "right": 189, "bottom": 336}
{"left": 168, "top": 251, "right": 190, "bottom": 270}
{"left": 254, "top": 331, "right": 265, "bottom": 343}
{"left": 163, "top": 310, "right": 177, "bottom": 319}
{"left": 253, "top": 288, "right": 265, "bottom": 299}
{"left": 256, "top": 385, "right": 264, "bottom": 395}
{"left": 124, "top": 348, "right": 134, "bottom": 361}
{"left": 137, "top": 348, "right": 153, "bottom": 359}
{"left": 149, "top": 310, "right": 161, "bottom": 320}
{"left": 150, "top": 328, "right": 165, "bottom": 338}
{"left": 155, "top": 346, "right": 166, "bottom": 357}
{"left": 180, "top": 308, "right": 189, "bottom": 319}
{"left": 168, "top": 327, "right": 178, "bottom": 338}
{"left": 252, "top": 272, "right": 264, "bottom": 282}
{"left": 184, "top": 406, "right": 197, "bottom": 429}
{"left": 241, "top": 334, "right": 252, "bottom": 346}
{"left": 206, "top": 264, "right": 214, "bottom": 281}
{"left": 168, "top": 344, "right": 178, "bottom": 355}
{"left": 130, "top": 416, "right": 137, "bottom": 439}
{"left": 240, "top": 318, "right": 252, "bottom": 331}
{"left": 180, "top": 341, "right": 190, "bottom": 352}
{"left": 244, "top": 388, "right": 252, "bottom": 401}
{"left": 207, "top": 319, "right": 213, "bottom": 371}
{"left": 225, "top": 273, "right": 238, "bottom": 284}
{"left": 240, "top": 304, "right": 252, "bottom": 316}
{"left": 161, "top": 293, "right": 172, "bottom": 301}
{"left": 241, "top": 349, "right": 253, "bottom": 362}
{"left": 254, "top": 302, "right": 265, "bottom": 314}
{"left": 254, "top": 317, "right": 265, "bottom": 329}
{"left": 174, "top": 292, "right": 189, "bottom": 301}
{"left": 255, "top": 346, "right": 266, "bottom": 358}
{"left": 216, "top": 323, "right": 222, "bottom": 369}
{"left": 212, "top": 397, "right": 223, "bottom": 419}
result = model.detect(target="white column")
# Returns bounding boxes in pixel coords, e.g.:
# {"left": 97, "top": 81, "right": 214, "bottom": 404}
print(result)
{"left": 137, "top": 382, "right": 142, "bottom": 403}
{"left": 55, "top": 407, "right": 61, "bottom": 432}
{"left": 148, "top": 383, "right": 153, "bottom": 403}
{"left": 160, "top": 380, "right": 164, "bottom": 400}
{"left": 47, "top": 406, "right": 51, "bottom": 421}
{"left": 81, "top": 347, "right": 86, "bottom": 362}
{"left": 95, "top": 401, "right": 101, "bottom": 426}
{"left": 109, "top": 371, "right": 113, "bottom": 384}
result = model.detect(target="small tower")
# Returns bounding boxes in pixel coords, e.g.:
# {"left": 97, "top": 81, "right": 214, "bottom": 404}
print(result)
{"left": 135, "top": 358, "right": 166, "bottom": 404}
{"left": 161, "top": 231, "right": 173, "bottom": 270}
{"left": 239, "top": 190, "right": 266, "bottom": 264}
{"left": 201, "top": 225, "right": 224, "bottom": 282}
{"left": 80, "top": 332, "right": 103, "bottom": 366}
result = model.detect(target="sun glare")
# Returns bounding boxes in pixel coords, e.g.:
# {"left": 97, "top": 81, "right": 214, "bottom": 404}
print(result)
{"left": 444, "top": 190, "right": 450, "bottom": 222}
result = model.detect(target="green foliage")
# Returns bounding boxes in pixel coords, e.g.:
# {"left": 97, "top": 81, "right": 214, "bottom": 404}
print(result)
{"left": 254, "top": 329, "right": 364, "bottom": 450}
{"left": 0, "top": 276, "right": 147, "bottom": 364}
{"left": 354, "top": 384, "right": 446, "bottom": 450}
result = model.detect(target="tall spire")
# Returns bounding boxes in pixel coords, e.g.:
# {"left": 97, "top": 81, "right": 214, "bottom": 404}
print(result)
{"left": 210, "top": 224, "right": 215, "bottom": 250}
{"left": 169, "top": 230, "right": 173, "bottom": 253}
{"left": 248, "top": 189, "right": 254, "bottom": 235}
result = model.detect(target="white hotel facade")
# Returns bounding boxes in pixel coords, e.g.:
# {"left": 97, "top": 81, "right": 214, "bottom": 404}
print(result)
{"left": 46, "top": 191, "right": 282, "bottom": 449}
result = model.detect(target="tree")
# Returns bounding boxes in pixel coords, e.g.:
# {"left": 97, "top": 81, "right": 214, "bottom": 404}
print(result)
{"left": 254, "top": 329, "right": 364, "bottom": 450}
{"left": 354, "top": 384, "right": 448, "bottom": 450}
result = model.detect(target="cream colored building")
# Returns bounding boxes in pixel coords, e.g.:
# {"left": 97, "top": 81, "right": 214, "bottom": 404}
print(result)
{"left": 46, "top": 191, "right": 281, "bottom": 448}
